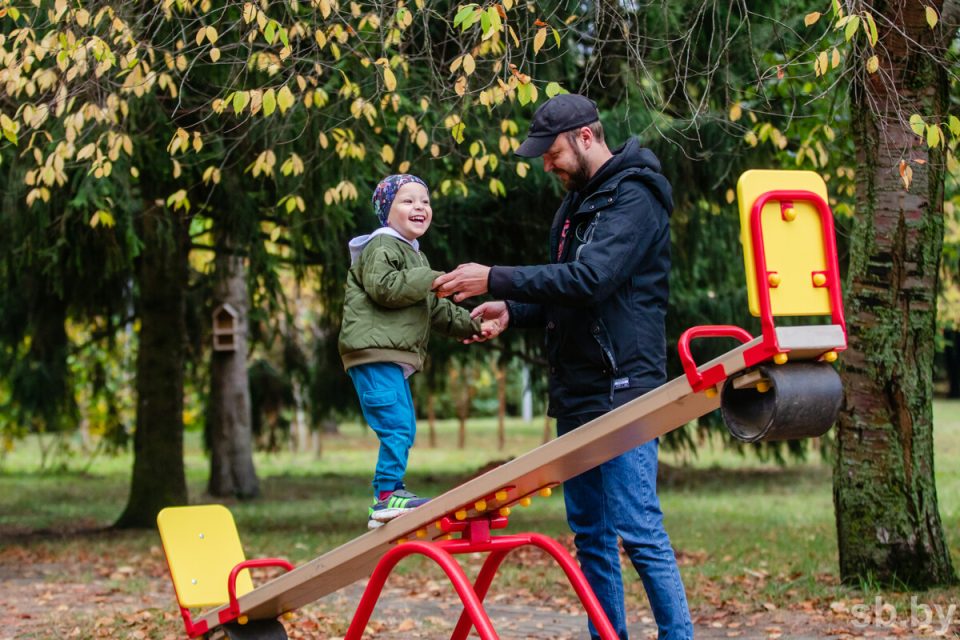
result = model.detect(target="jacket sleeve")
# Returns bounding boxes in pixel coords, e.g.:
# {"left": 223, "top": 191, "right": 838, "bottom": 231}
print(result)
{"left": 489, "top": 182, "right": 666, "bottom": 307}
{"left": 359, "top": 242, "right": 441, "bottom": 309}
{"left": 430, "top": 296, "right": 482, "bottom": 338}
{"left": 505, "top": 301, "right": 545, "bottom": 329}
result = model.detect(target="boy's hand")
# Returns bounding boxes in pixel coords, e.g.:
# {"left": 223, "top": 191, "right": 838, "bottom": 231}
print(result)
{"left": 463, "top": 301, "right": 509, "bottom": 344}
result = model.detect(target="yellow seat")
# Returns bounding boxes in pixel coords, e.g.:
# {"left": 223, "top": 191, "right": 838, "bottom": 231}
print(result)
{"left": 736, "top": 169, "right": 833, "bottom": 318}
{"left": 157, "top": 504, "right": 254, "bottom": 609}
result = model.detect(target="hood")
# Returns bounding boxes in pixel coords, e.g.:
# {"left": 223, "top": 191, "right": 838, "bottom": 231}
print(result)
{"left": 581, "top": 137, "right": 674, "bottom": 214}
{"left": 348, "top": 227, "right": 420, "bottom": 264}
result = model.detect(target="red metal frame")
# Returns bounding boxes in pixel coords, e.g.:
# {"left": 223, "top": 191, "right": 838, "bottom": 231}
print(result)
{"left": 679, "top": 188, "right": 847, "bottom": 390}
{"left": 176, "top": 558, "right": 294, "bottom": 638}
{"left": 345, "top": 514, "right": 618, "bottom": 640}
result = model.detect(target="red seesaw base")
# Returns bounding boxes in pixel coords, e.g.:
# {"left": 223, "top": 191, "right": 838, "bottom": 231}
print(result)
{"left": 345, "top": 512, "right": 618, "bottom": 640}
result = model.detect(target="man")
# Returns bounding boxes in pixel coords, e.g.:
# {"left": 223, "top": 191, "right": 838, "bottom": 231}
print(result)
{"left": 432, "top": 94, "right": 693, "bottom": 640}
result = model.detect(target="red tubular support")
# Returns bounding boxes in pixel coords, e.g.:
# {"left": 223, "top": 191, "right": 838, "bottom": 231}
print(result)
{"left": 224, "top": 558, "right": 295, "bottom": 622}
{"left": 449, "top": 549, "right": 512, "bottom": 640}
{"left": 345, "top": 540, "right": 499, "bottom": 640}
{"left": 678, "top": 325, "right": 754, "bottom": 391}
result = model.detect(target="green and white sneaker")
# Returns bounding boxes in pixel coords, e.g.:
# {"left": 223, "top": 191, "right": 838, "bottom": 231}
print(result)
{"left": 367, "top": 489, "right": 430, "bottom": 529}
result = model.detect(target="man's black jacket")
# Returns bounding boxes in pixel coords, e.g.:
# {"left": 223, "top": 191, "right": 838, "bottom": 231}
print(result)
{"left": 489, "top": 138, "right": 672, "bottom": 417}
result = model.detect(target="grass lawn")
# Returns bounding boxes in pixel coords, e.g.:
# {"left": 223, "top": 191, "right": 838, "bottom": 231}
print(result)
{"left": 2, "top": 401, "right": 960, "bottom": 637}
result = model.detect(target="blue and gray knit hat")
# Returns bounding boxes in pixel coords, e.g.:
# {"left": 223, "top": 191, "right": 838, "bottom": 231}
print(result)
{"left": 372, "top": 174, "right": 428, "bottom": 226}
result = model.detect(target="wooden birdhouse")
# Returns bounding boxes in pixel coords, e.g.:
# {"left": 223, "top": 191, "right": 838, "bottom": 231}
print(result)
{"left": 212, "top": 303, "right": 239, "bottom": 352}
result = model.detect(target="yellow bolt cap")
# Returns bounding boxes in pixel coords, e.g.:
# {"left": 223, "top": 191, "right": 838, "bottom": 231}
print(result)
{"left": 705, "top": 387, "right": 718, "bottom": 398}
{"left": 520, "top": 497, "right": 532, "bottom": 507}
{"left": 455, "top": 509, "right": 467, "bottom": 521}
{"left": 773, "top": 353, "right": 788, "bottom": 365}
{"left": 767, "top": 273, "right": 781, "bottom": 287}
{"left": 238, "top": 616, "right": 249, "bottom": 625}
{"left": 539, "top": 487, "right": 552, "bottom": 498}
{"left": 499, "top": 507, "right": 511, "bottom": 517}
{"left": 812, "top": 273, "right": 827, "bottom": 286}
{"left": 396, "top": 537, "right": 407, "bottom": 545}
{"left": 416, "top": 529, "right": 427, "bottom": 538}
{"left": 824, "top": 351, "right": 838, "bottom": 363}
{"left": 783, "top": 206, "right": 796, "bottom": 221}
{"left": 283, "top": 612, "right": 295, "bottom": 621}
{"left": 756, "top": 381, "right": 770, "bottom": 393}
{"left": 475, "top": 500, "right": 487, "bottom": 512}
{"left": 495, "top": 490, "right": 508, "bottom": 501}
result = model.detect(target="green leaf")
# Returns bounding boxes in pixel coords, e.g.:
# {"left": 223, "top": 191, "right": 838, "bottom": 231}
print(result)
{"left": 909, "top": 114, "right": 925, "bottom": 136}
{"left": 233, "top": 90, "right": 250, "bottom": 114}
{"left": 863, "top": 12, "right": 879, "bottom": 46}
{"left": 545, "top": 82, "right": 563, "bottom": 98}
{"left": 949, "top": 115, "right": 960, "bottom": 137}
{"left": 927, "top": 124, "right": 942, "bottom": 148}
{"left": 277, "top": 86, "right": 295, "bottom": 113}
{"left": 844, "top": 15, "right": 860, "bottom": 41}
{"left": 279, "top": 27, "right": 290, "bottom": 48}
{"left": 451, "top": 122, "right": 466, "bottom": 144}
{"left": 517, "top": 82, "right": 532, "bottom": 105}
{"left": 263, "top": 88, "right": 277, "bottom": 116}
{"left": 453, "top": 4, "right": 476, "bottom": 29}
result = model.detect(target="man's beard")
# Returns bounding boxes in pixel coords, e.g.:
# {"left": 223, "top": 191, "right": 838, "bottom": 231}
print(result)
{"left": 562, "top": 148, "right": 591, "bottom": 192}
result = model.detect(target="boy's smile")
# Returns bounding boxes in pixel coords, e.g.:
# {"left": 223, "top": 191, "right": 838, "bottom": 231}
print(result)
{"left": 387, "top": 182, "right": 432, "bottom": 241}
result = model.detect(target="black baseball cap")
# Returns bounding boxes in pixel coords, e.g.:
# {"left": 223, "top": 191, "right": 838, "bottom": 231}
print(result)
{"left": 515, "top": 94, "right": 600, "bottom": 158}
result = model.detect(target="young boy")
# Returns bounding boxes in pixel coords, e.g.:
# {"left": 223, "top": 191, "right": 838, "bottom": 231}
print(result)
{"left": 339, "top": 174, "right": 499, "bottom": 529}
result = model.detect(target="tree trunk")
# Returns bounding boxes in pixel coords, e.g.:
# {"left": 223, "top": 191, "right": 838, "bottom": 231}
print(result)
{"left": 835, "top": 0, "right": 955, "bottom": 587}
{"left": 427, "top": 391, "right": 437, "bottom": 448}
{"left": 116, "top": 204, "right": 188, "bottom": 528}
{"left": 207, "top": 234, "right": 260, "bottom": 500}
{"left": 495, "top": 362, "right": 506, "bottom": 451}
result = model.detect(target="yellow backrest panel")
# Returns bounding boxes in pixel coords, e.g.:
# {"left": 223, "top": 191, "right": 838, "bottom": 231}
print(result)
{"left": 737, "top": 170, "right": 832, "bottom": 317}
{"left": 157, "top": 505, "right": 253, "bottom": 608}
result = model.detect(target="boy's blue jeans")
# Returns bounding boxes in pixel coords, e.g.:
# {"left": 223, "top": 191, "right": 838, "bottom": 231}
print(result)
{"left": 558, "top": 412, "right": 693, "bottom": 640}
{"left": 348, "top": 362, "right": 416, "bottom": 497}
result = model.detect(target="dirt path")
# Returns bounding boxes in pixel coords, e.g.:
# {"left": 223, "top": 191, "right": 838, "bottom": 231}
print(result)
{"left": 0, "top": 546, "right": 933, "bottom": 640}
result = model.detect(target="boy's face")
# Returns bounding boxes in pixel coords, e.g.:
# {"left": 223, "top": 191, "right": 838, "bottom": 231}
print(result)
{"left": 387, "top": 182, "right": 432, "bottom": 241}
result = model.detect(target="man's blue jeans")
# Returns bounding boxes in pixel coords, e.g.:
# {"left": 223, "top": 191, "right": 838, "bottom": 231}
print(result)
{"left": 348, "top": 362, "right": 416, "bottom": 497}
{"left": 558, "top": 412, "right": 693, "bottom": 640}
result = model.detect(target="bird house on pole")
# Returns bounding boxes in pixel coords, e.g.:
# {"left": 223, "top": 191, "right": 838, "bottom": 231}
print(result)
{"left": 212, "top": 303, "right": 239, "bottom": 352}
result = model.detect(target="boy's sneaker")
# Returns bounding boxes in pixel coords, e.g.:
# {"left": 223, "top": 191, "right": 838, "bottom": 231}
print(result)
{"left": 367, "top": 489, "right": 430, "bottom": 529}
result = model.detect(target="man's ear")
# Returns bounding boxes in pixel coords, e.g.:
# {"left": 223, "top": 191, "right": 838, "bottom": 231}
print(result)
{"left": 578, "top": 126, "right": 594, "bottom": 149}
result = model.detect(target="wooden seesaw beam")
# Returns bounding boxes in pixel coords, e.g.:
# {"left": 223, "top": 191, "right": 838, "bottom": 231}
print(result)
{"left": 194, "top": 323, "right": 845, "bottom": 630}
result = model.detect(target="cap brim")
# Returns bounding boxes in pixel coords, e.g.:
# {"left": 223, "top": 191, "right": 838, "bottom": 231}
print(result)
{"left": 514, "top": 134, "right": 556, "bottom": 158}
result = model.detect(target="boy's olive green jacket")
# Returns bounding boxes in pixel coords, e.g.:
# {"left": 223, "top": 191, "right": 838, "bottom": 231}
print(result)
{"left": 338, "top": 234, "right": 481, "bottom": 372}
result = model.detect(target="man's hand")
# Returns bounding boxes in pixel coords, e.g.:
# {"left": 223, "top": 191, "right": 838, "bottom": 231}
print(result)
{"left": 463, "top": 301, "right": 510, "bottom": 344}
{"left": 432, "top": 263, "right": 491, "bottom": 302}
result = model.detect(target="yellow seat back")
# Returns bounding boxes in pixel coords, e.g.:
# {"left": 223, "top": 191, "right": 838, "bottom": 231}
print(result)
{"left": 737, "top": 170, "right": 832, "bottom": 317}
{"left": 157, "top": 505, "right": 254, "bottom": 609}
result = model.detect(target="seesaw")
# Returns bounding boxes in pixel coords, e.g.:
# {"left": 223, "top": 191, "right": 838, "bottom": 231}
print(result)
{"left": 157, "top": 170, "right": 848, "bottom": 639}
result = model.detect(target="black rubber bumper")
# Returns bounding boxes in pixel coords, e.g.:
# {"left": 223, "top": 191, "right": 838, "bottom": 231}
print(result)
{"left": 721, "top": 362, "right": 843, "bottom": 443}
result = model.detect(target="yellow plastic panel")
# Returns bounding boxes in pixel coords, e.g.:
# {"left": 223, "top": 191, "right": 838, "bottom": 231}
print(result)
{"left": 737, "top": 170, "right": 831, "bottom": 317}
{"left": 157, "top": 505, "right": 253, "bottom": 608}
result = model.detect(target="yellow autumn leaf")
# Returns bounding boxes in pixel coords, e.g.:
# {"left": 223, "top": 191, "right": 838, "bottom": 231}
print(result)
{"left": 206, "top": 26, "right": 218, "bottom": 43}
{"left": 381, "top": 144, "right": 394, "bottom": 164}
{"left": 75, "top": 8, "right": 89, "bottom": 26}
{"left": 463, "top": 54, "right": 476, "bottom": 75}
{"left": 210, "top": 47, "right": 221, "bottom": 62}
{"left": 866, "top": 55, "right": 879, "bottom": 73}
{"left": 804, "top": 12, "right": 821, "bottom": 27}
{"left": 533, "top": 27, "right": 547, "bottom": 54}
{"left": 729, "top": 103, "right": 742, "bottom": 122}
{"left": 277, "top": 86, "right": 295, "bottom": 113}
{"left": 926, "top": 6, "right": 938, "bottom": 28}
{"left": 263, "top": 89, "right": 277, "bottom": 116}
{"left": 383, "top": 67, "right": 397, "bottom": 91}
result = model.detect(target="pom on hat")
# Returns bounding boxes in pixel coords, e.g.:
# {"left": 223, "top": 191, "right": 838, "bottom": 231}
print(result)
{"left": 372, "top": 174, "right": 428, "bottom": 226}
